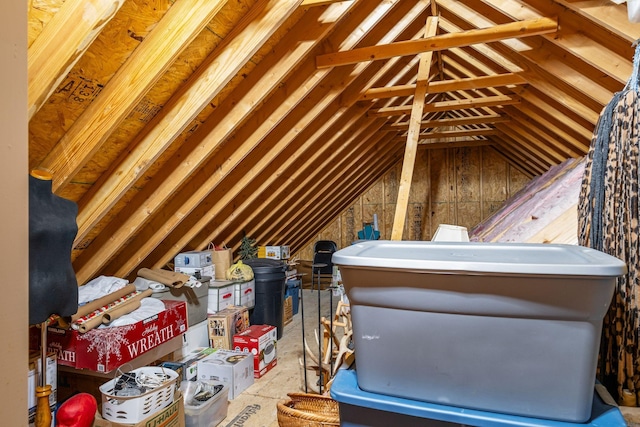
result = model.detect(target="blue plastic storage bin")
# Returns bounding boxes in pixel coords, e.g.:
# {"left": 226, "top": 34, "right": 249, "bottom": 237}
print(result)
{"left": 330, "top": 369, "right": 627, "bottom": 427}
{"left": 285, "top": 279, "right": 300, "bottom": 315}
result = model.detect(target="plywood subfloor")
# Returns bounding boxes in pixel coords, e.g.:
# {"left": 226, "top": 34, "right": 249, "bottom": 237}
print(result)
{"left": 218, "top": 288, "right": 341, "bottom": 427}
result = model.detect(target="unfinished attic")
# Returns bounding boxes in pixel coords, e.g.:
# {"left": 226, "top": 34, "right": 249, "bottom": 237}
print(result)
{"left": 6, "top": 0, "right": 640, "bottom": 425}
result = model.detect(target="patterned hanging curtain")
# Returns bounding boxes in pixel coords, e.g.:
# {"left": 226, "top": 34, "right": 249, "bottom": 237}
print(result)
{"left": 578, "top": 43, "right": 640, "bottom": 405}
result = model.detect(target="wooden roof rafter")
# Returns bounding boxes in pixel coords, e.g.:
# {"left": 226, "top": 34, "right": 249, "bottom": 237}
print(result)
{"left": 73, "top": 0, "right": 313, "bottom": 283}
{"left": 28, "top": 0, "right": 127, "bottom": 120}
{"left": 37, "top": 0, "right": 230, "bottom": 193}
{"left": 224, "top": 54, "right": 424, "bottom": 250}
{"left": 98, "top": 0, "right": 433, "bottom": 278}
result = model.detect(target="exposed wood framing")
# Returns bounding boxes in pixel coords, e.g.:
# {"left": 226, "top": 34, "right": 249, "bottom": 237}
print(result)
{"left": 369, "top": 94, "right": 521, "bottom": 117}
{"left": 316, "top": 17, "right": 558, "bottom": 68}
{"left": 383, "top": 114, "right": 509, "bottom": 131}
{"left": 28, "top": 0, "right": 126, "bottom": 119}
{"left": 24, "top": 0, "right": 640, "bottom": 289}
{"left": 37, "top": 0, "right": 228, "bottom": 192}
{"left": 391, "top": 16, "right": 438, "bottom": 240}
{"left": 361, "top": 73, "right": 527, "bottom": 99}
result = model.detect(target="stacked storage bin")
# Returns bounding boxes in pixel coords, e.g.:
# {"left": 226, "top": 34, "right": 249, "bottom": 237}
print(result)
{"left": 331, "top": 241, "right": 628, "bottom": 427}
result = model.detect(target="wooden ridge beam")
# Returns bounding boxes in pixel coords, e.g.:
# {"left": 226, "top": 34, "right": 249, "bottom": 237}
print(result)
{"left": 316, "top": 16, "right": 558, "bottom": 68}
{"left": 391, "top": 16, "right": 438, "bottom": 240}
{"left": 383, "top": 114, "right": 509, "bottom": 130}
{"left": 369, "top": 94, "right": 520, "bottom": 117}
{"left": 28, "top": 0, "right": 126, "bottom": 120}
{"left": 361, "top": 73, "right": 526, "bottom": 99}
{"left": 38, "top": 0, "right": 228, "bottom": 193}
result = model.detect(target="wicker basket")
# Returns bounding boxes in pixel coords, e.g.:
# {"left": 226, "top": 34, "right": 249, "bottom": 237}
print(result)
{"left": 277, "top": 393, "right": 340, "bottom": 427}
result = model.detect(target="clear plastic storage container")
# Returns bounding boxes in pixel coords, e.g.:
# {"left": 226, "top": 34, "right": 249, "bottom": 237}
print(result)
{"left": 181, "top": 380, "right": 229, "bottom": 427}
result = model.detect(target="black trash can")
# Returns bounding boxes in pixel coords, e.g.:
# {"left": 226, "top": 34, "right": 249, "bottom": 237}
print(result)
{"left": 245, "top": 258, "right": 287, "bottom": 339}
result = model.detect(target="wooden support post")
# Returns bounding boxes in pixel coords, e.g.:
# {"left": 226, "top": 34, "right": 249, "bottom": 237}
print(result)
{"left": 391, "top": 16, "right": 438, "bottom": 240}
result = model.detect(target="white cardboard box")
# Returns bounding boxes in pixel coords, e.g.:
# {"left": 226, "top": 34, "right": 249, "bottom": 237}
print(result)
{"left": 181, "top": 318, "right": 210, "bottom": 354}
{"left": 174, "top": 250, "right": 213, "bottom": 268}
{"left": 197, "top": 349, "right": 254, "bottom": 400}
{"left": 257, "top": 245, "right": 290, "bottom": 260}
{"left": 176, "top": 264, "right": 215, "bottom": 279}
{"left": 233, "top": 324, "right": 277, "bottom": 378}
{"left": 161, "top": 347, "right": 216, "bottom": 382}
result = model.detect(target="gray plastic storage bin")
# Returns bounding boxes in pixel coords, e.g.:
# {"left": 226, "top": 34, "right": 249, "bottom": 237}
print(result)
{"left": 332, "top": 241, "right": 626, "bottom": 423}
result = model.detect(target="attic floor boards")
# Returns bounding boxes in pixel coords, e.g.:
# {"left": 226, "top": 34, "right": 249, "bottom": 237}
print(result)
{"left": 220, "top": 288, "right": 339, "bottom": 427}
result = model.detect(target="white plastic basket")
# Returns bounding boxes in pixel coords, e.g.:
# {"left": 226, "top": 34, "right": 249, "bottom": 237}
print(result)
{"left": 99, "top": 366, "right": 179, "bottom": 423}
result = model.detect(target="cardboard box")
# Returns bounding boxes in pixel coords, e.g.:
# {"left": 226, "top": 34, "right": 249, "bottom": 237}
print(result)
{"left": 28, "top": 352, "right": 56, "bottom": 427}
{"left": 45, "top": 300, "right": 187, "bottom": 373}
{"left": 207, "top": 306, "right": 249, "bottom": 350}
{"left": 233, "top": 324, "right": 277, "bottom": 378}
{"left": 180, "top": 318, "right": 210, "bottom": 354}
{"left": 175, "top": 264, "right": 214, "bottom": 279}
{"left": 94, "top": 391, "right": 185, "bottom": 427}
{"left": 284, "top": 295, "right": 293, "bottom": 326}
{"left": 258, "top": 245, "right": 290, "bottom": 260}
{"left": 174, "top": 250, "right": 213, "bottom": 268}
{"left": 57, "top": 367, "right": 106, "bottom": 404}
{"left": 197, "top": 349, "right": 254, "bottom": 400}
{"left": 160, "top": 347, "right": 216, "bottom": 382}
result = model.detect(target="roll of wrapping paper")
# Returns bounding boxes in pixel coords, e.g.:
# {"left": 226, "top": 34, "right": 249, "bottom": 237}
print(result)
{"left": 73, "top": 289, "right": 153, "bottom": 333}
{"left": 137, "top": 267, "right": 189, "bottom": 288}
{"left": 71, "top": 283, "right": 137, "bottom": 323}
{"left": 101, "top": 298, "right": 142, "bottom": 324}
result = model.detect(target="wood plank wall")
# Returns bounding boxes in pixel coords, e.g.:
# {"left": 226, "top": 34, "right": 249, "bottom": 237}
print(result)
{"left": 295, "top": 145, "right": 530, "bottom": 260}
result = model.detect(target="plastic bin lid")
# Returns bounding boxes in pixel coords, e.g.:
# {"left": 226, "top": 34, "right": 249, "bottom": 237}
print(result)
{"left": 331, "top": 241, "right": 627, "bottom": 277}
{"left": 243, "top": 258, "right": 287, "bottom": 273}
{"left": 330, "top": 369, "right": 627, "bottom": 427}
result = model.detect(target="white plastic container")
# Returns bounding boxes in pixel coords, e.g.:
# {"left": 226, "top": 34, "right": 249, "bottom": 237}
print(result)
{"left": 234, "top": 279, "right": 255, "bottom": 308}
{"left": 332, "top": 241, "right": 626, "bottom": 422}
{"left": 181, "top": 381, "right": 229, "bottom": 427}
{"left": 208, "top": 280, "right": 236, "bottom": 314}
